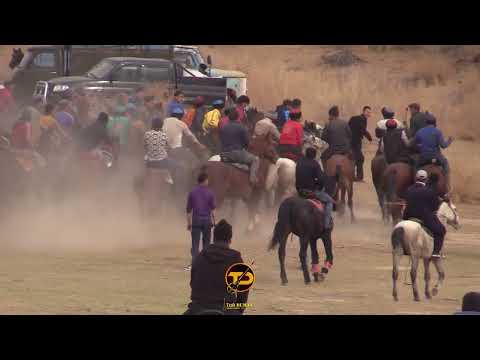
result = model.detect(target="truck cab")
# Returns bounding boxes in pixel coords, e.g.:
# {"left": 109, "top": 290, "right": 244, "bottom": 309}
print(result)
{"left": 34, "top": 57, "right": 227, "bottom": 106}
{"left": 9, "top": 45, "right": 247, "bottom": 104}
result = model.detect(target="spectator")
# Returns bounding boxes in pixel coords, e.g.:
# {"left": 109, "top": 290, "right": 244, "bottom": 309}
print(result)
{"left": 235, "top": 95, "right": 250, "bottom": 124}
{"left": 184, "top": 219, "right": 249, "bottom": 315}
{"left": 186, "top": 173, "right": 217, "bottom": 270}
{"left": 275, "top": 99, "right": 292, "bottom": 131}
{"left": 348, "top": 106, "right": 373, "bottom": 182}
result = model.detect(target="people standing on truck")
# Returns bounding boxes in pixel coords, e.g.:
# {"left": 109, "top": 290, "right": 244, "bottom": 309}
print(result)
{"left": 190, "top": 97, "right": 208, "bottom": 140}
{"left": 38, "top": 103, "right": 70, "bottom": 158}
{"left": 72, "top": 88, "right": 90, "bottom": 128}
{"left": 235, "top": 95, "right": 250, "bottom": 125}
{"left": 166, "top": 90, "right": 185, "bottom": 117}
{"left": 0, "top": 81, "right": 17, "bottom": 133}
{"left": 107, "top": 105, "right": 131, "bottom": 163}
{"left": 55, "top": 99, "right": 76, "bottom": 135}
{"left": 275, "top": 99, "right": 292, "bottom": 132}
{"left": 202, "top": 99, "right": 225, "bottom": 154}
{"left": 21, "top": 96, "right": 43, "bottom": 147}
{"left": 348, "top": 106, "right": 373, "bottom": 182}
{"left": 226, "top": 89, "right": 237, "bottom": 109}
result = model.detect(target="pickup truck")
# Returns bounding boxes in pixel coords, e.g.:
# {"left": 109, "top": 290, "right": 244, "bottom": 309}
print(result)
{"left": 8, "top": 45, "right": 246, "bottom": 104}
{"left": 33, "top": 57, "right": 227, "bottom": 105}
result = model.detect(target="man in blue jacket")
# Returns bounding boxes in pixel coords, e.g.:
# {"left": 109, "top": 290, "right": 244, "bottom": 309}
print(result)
{"left": 403, "top": 170, "right": 446, "bottom": 259}
{"left": 414, "top": 113, "right": 453, "bottom": 188}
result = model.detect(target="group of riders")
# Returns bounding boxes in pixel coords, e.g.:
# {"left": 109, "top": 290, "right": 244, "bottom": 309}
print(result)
{"left": 0, "top": 80, "right": 453, "bottom": 258}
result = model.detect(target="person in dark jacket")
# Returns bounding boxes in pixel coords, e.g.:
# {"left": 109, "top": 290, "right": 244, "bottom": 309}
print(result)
{"left": 184, "top": 219, "right": 249, "bottom": 315}
{"left": 348, "top": 106, "right": 373, "bottom": 181}
{"left": 275, "top": 99, "right": 292, "bottom": 131}
{"left": 219, "top": 109, "right": 260, "bottom": 184}
{"left": 296, "top": 147, "right": 334, "bottom": 229}
{"left": 77, "top": 112, "right": 110, "bottom": 152}
{"left": 403, "top": 170, "right": 446, "bottom": 258}
{"left": 380, "top": 119, "right": 412, "bottom": 165}
{"left": 454, "top": 292, "right": 480, "bottom": 315}
{"left": 320, "top": 106, "right": 352, "bottom": 167}
{"left": 408, "top": 103, "right": 427, "bottom": 138}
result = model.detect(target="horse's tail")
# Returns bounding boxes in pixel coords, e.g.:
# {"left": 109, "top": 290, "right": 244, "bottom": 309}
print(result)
{"left": 391, "top": 226, "right": 405, "bottom": 253}
{"left": 269, "top": 198, "right": 291, "bottom": 251}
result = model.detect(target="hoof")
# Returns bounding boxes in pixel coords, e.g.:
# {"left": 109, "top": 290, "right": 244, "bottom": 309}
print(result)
{"left": 432, "top": 287, "right": 439, "bottom": 297}
{"left": 393, "top": 295, "right": 398, "bottom": 302}
{"left": 304, "top": 279, "right": 311, "bottom": 285}
{"left": 425, "top": 293, "right": 432, "bottom": 300}
{"left": 281, "top": 281, "right": 288, "bottom": 286}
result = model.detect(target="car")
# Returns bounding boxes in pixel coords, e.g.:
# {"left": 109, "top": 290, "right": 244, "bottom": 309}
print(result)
{"left": 34, "top": 57, "right": 228, "bottom": 105}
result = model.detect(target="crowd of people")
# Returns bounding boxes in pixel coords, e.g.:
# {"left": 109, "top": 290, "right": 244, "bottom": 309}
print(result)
{"left": 0, "top": 80, "right": 468, "bottom": 315}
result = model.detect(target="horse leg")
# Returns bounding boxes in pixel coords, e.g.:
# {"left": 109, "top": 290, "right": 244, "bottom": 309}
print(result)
{"left": 278, "top": 231, "right": 289, "bottom": 286}
{"left": 431, "top": 258, "right": 445, "bottom": 297}
{"left": 410, "top": 256, "right": 420, "bottom": 301}
{"left": 348, "top": 181, "right": 355, "bottom": 223}
{"left": 309, "top": 237, "right": 322, "bottom": 282}
{"left": 392, "top": 251, "right": 401, "bottom": 301}
{"left": 321, "top": 230, "right": 334, "bottom": 278}
{"left": 299, "top": 237, "right": 311, "bottom": 284}
{"left": 424, "top": 258, "right": 432, "bottom": 299}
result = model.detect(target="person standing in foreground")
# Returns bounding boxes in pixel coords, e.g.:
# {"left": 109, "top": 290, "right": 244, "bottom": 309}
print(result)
{"left": 184, "top": 219, "right": 249, "bottom": 315}
{"left": 185, "top": 173, "right": 217, "bottom": 271}
{"left": 348, "top": 106, "right": 373, "bottom": 182}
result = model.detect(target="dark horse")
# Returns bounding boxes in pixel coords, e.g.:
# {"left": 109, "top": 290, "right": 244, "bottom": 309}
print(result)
{"left": 420, "top": 164, "right": 448, "bottom": 196}
{"left": 323, "top": 154, "right": 355, "bottom": 222}
{"left": 9, "top": 48, "right": 24, "bottom": 69}
{"left": 269, "top": 196, "right": 334, "bottom": 285}
{"left": 200, "top": 134, "right": 278, "bottom": 232}
{"left": 381, "top": 162, "right": 414, "bottom": 224}
{"left": 371, "top": 153, "right": 388, "bottom": 220}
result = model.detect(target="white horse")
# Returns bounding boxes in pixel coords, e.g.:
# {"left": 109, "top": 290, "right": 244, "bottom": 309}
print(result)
{"left": 391, "top": 200, "right": 460, "bottom": 302}
{"left": 266, "top": 127, "right": 328, "bottom": 207}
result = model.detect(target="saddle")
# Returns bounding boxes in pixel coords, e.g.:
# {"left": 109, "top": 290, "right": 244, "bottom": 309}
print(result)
{"left": 407, "top": 218, "right": 434, "bottom": 238}
{"left": 219, "top": 153, "right": 250, "bottom": 172}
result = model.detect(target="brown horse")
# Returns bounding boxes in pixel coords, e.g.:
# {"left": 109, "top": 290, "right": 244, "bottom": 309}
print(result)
{"left": 420, "top": 164, "right": 448, "bottom": 196}
{"left": 201, "top": 135, "right": 279, "bottom": 232}
{"left": 381, "top": 162, "right": 414, "bottom": 224}
{"left": 371, "top": 153, "right": 388, "bottom": 221}
{"left": 324, "top": 154, "right": 355, "bottom": 222}
{"left": 133, "top": 168, "right": 172, "bottom": 219}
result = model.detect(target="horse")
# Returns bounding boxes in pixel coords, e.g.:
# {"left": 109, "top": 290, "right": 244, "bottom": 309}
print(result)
{"left": 264, "top": 124, "right": 327, "bottom": 208}
{"left": 420, "top": 164, "right": 448, "bottom": 196}
{"left": 9, "top": 48, "right": 24, "bottom": 70}
{"left": 133, "top": 168, "right": 172, "bottom": 219}
{"left": 380, "top": 162, "right": 414, "bottom": 225}
{"left": 371, "top": 152, "right": 388, "bottom": 220}
{"left": 324, "top": 154, "right": 355, "bottom": 222}
{"left": 202, "top": 135, "right": 279, "bottom": 232}
{"left": 391, "top": 200, "right": 460, "bottom": 301}
{"left": 269, "top": 196, "right": 334, "bottom": 285}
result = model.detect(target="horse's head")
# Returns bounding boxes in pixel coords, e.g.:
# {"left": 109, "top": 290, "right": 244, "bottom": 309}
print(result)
{"left": 9, "top": 48, "right": 24, "bottom": 70}
{"left": 438, "top": 200, "right": 460, "bottom": 230}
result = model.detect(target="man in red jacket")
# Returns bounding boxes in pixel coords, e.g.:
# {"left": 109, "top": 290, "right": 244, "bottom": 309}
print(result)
{"left": 278, "top": 109, "right": 304, "bottom": 161}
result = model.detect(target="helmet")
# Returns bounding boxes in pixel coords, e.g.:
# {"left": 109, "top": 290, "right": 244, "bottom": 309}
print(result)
{"left": 425, "top": 112, "right": 437, "bottom": 126}
{"left": 386, "top": 119, "right": 398, "bottom": 129}
{"left": 416, "top": 170, "right": 428, "bottom": 182}
{"left": 171, "top": 106, "right": 185, "bottom": 116}
{"left": 212, "top": 99, "right": 224, "bottom": 107}
{"left": 381, "top": 106, "right": 395, "bottom": 119}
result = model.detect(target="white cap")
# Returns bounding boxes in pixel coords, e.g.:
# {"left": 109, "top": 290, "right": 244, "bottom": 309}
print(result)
{"left": 416, "top": 170, "right": 428, "bottom": 181}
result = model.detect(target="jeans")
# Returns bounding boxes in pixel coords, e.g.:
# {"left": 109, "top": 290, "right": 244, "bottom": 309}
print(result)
{"left": 315, "top": 190, "right": 334, "bottom": 229}
{"left": 146, "top": 158, "right": 177, "bottom": 170}
{"left": 221, "top": 149, "right": 260, "bottom": 183}
{"left": 191, "top": 221, "right": 212, "bottom": 261}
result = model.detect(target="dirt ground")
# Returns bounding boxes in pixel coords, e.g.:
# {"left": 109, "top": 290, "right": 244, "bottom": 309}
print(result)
{"left": 0, "top": 144, "right": 478, "bottom": 315}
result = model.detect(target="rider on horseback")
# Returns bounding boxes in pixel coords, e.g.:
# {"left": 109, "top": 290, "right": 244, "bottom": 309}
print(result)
{"left": 296, "top": 147, "right": 334, "bottom": 230}
{"left": 278, "top": 109, "right": 304, "bottom": 161}
{"left": 375, "top": 107, "right": 404, "bottom": 154}
{"left": 380, "top": 118, "right": 413, "bottom": 166}
{"left": 219, "top": 109, "right": 260, "bottom": 185}
{"left": 320, "top": 105, "right": 352, "bottom": 168}
{"left": 413, "top": 112, "right": 453, "bottom": 189}
{"left": 403, "top": 170, "right": 446, "bottom": 259}
{"left": 164, "top": 107, "right": 204, "bottom": 152}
